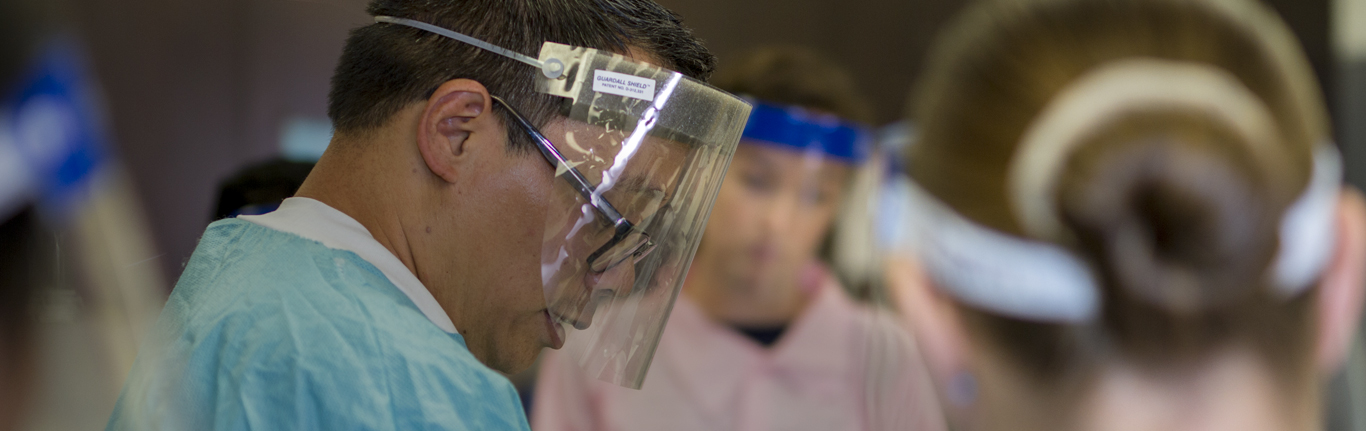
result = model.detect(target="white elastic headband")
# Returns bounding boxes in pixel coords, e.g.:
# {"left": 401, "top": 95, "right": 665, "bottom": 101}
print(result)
{"left": 374, "top": 16, "right": 567, "bottom": 79}
{"left": 1272, "top": 144, "right": 1341, "bottom": 293}
{"left": 907, "top": 59, "right": 1340, "bottom": 323}
{"left": 904, "top": 181, "right": 1102, "bottom": 322}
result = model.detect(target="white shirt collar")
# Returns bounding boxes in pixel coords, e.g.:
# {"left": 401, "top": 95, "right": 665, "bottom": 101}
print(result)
{"left": 240, "top": 197, "right": 459, "bottom": 334}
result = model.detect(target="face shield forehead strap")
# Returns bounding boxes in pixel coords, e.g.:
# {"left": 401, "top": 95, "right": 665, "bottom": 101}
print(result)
{"left": 741, "top": 100, "right": 872, "bottom": 164}
{"left": 372, "top": 15, "right": 751, "bottom": 148}
{"left": 903, "top": 180, "right": 1101, "bottom": 323}
{"left": 373, "top": 16, "right": 566, "bottom": 79}
{"left": 535, "top": 42, "right": 752, "bottom": 149}
{"left": 919, "top": 56, "right": 1340, "bottom": 324}
{"left": 907, "top": 144, "right": 1341, "bottom": 323}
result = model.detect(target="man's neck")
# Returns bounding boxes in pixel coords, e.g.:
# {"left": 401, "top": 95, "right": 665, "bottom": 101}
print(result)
{"left": 295, "top": 138, "right": 423, "bottom": 289}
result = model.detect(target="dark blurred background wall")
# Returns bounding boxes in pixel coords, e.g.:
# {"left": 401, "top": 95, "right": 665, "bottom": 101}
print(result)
{"left": 59, "top": 0, "right": 1333, "bottom": 291}
{"left": 64, "top": 0, "right": 368, "bottom": 281}
{"left": 656, "top": 0, "right": 1333, "bottom": 126}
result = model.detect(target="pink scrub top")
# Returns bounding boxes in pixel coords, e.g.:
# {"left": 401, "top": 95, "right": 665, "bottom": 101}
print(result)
{"left": 532, "top": 265, "right": 946, "bottom": 431}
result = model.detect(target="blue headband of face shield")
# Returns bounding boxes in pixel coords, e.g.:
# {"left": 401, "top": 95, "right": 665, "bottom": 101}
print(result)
{"left": 741, "top": 100, "right": 870, "bottom": 164}
{"left": 0, "top": 38, "right": 108, "bottom": 221}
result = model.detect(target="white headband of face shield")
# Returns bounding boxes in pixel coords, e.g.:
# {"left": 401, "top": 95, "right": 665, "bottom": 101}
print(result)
{"left": 374, "top": 16, "right": 568, "bottom": 79}
{"left": 906, "top": 59, "right": 1341, "bottom": 323}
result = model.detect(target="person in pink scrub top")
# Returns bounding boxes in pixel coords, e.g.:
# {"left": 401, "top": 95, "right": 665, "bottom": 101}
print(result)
{"left": 533, "top": 46, "right": 945, "bottom": 431}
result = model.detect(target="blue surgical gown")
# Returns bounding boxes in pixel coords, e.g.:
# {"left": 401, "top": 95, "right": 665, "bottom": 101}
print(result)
{"left": 106, "top": 219, "right": 532, "bottom": 431}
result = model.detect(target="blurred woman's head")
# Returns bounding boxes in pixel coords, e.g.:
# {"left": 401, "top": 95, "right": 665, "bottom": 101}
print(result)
{"left": 689, "top": 46, "right": 872, "bottom": 306}
{"left": 899, "top": 0, "right": 1366, "bottom": 429}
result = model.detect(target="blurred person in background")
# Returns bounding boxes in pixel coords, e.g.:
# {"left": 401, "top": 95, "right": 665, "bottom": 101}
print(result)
{"left": 212, "top": 158, "right": 314, "bottom": 220}
{"left": 105, "top": 0, "right": 753, "bottom": 429}
{"left": 534, "top": 46, "right": 944, "bottom": 431}
{"left": 886, "top": 0, "right": 1366, "bottom": 430}
{"left": 0, "top": 0, "right": 168, "bottom": 430}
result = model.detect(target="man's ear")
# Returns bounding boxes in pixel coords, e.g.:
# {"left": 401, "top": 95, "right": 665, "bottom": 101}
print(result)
{"left": 1316, "top": 188, "right": 1366, "bottom": 373}
{"left": 417, "top": 79, "right": 496, "bottom": 184}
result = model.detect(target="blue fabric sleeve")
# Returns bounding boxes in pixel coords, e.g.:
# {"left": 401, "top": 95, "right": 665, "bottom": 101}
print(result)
{"left": 107, "top": 220, "right": 530, "bottom": 431}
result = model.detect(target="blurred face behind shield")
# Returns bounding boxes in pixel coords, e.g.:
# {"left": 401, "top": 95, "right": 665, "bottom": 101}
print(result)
{"left": 893, "top": 0, "right": 1366, "bottom": 430}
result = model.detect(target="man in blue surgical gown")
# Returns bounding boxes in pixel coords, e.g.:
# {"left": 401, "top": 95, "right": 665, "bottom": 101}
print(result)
{"left": 105, "top": 0, "right": 747, "bottom": 429}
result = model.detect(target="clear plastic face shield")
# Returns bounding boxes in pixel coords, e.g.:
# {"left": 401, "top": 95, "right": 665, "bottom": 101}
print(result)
{"left": 374, "top": 17, "right": 750, "bottom": 388}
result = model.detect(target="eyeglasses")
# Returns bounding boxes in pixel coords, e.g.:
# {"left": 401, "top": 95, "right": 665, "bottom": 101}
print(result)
{"left": 491, "top": 96, "right": 657, "bottom": 273}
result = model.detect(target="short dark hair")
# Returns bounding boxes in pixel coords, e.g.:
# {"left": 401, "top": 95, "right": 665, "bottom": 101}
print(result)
{"left": 327, "top": 0, "right": 716, "bottom": 151}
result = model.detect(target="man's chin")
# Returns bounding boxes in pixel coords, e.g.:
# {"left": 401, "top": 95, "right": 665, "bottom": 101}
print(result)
{"left": 481, "top": 331, "right": 548, "bottom": 375}
{"left": 491, "top": 347, "right": 543, "bottom": 375}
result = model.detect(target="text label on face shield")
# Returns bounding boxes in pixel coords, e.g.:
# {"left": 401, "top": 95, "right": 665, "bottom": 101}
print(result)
{"left": 593, "top": 70, "right": 655, "bottom": 102}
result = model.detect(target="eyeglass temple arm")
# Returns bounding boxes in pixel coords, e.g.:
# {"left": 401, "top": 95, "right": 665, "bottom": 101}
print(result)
{"left": 490, "top": 96, "right": 631, "bottom": 229}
